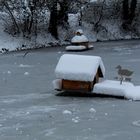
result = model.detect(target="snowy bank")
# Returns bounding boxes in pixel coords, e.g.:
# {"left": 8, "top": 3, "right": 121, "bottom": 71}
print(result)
{"left": 0, "top": 11, "right": 139, "bottom": 52}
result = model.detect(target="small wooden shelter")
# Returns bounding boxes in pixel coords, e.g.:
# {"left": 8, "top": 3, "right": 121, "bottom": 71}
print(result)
{"left": 71, "top": 29, "right": 89, "bottom": 49}
{"left": 54, "top": 54, "right": 105, "bottom": 92}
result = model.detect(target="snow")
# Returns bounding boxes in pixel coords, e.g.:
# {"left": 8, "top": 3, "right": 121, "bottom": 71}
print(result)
{"left": 62, "top": 110, "right": 72, "bottom": 115}
{"left": 52, "top": 79, "right": 62, "bottom": 90}
{"left": 66, "top": 45, "right": 94, "bottom": 51}
{"left": 132, "top": 120, "right": 140, "bottom": 127}
{"left": 55, "top": 54, "right": 105, "bottom": 81}
{"left": 71, "top": 35, "right": 88, "bottom": 43}
{"left": 93, "top": 80, "right": 140, "bottom": 100}
{"left": 93, "top": 80, "right": 132, "bottom": 96}
{"left": 19, "top": 64, "right": 33, "bottom": 68}
{"left": 7, "top": 71, "right": 12, "bottom": 74}
{"left": 125, "top": 86, "right": 140, "bottom": 100}
{"left": 72, "top": 117, "right": 80, "bottom": 123}
{"left": 90, "top": 0, "right": 98, "bottom": 3}
{"left": 88, "top": 44, "right": 94, "bottom": 49}
{"left": 65, "top": 45, "right": 87, "bottom": 51}
{"left": 76, "top": 29, "right": 84, "bottom": 35}
{"left": 68, "top": 13, "right": 80, "bottom": 27}
{"left": 24, "top": 72, "right": 29, "bottom": 75}
{"left": 0, "top": 20, "right": 21, "bottom": 51}
{"left": 89, "top": 108, "right": 96, "bottom": 113}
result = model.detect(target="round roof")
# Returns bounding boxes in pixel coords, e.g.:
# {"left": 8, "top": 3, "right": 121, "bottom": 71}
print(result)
{"left": 71, "top": 35, "right": 89, "bottom": 43}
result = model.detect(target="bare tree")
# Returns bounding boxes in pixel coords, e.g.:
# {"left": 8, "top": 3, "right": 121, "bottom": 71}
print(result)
{"left": 1, "top": 0, "right": 20, "bottom": 34}
{"left": 57, "top": 0, "right": 69, "bottom": 26}
{"left": 48, "top": 0, "right": 58, "bottom": 39}
{"left": 122, "top": 0, "right": 137, "bottom": 30}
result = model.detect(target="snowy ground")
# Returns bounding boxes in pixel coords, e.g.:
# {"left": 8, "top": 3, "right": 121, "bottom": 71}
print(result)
{"left": 0, "top": 40, "right": 140, "bottom": 140}
{"left": 0, "top": 12, "right": 139, "bottom": 53}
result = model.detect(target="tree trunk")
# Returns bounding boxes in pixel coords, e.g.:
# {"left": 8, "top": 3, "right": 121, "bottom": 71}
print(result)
{"left": 122, "top": 0, "right": 129, "bottom": 20}
{"left": 48, "top": 0, "right": 58, "bottom": 39}
{"left": 122, "top": 0, "right": 137, "bottom": 29}
{"left": 129, "top": 0, "right": 137, "bottom": 24}
{"left": 58, "top": 0, "right": 69, "bottom": 27}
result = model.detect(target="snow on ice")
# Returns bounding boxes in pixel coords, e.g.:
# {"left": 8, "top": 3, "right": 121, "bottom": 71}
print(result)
{"left": 24, "top": 72, "right": 29, "bottom": 75}
{"left": 63, "top": 110, "right": 72, "bottom": 115}
{"left": 72, "top": 117, "right": 80, "bottom": 123}
{"left": 19, "top": 64, "right": 33, "bottom": 68}
{"left": 93, "top": 80, "right": 140, "bottom": 101}
{"left": 89, "top": 108, "right": 96, "bottom": 113}
{"left": 132, "top": 120, "right": 140, "bottom": 127}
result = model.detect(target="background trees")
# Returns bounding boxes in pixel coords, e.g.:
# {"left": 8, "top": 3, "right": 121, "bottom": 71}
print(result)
{"left": 122, "top": 0, "right": 137, "bottom": 30}
{"left": 0, "top": 0, "right": 139, "bottom": 40}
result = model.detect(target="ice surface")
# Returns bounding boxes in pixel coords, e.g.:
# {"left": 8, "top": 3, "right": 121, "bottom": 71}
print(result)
{"left": 1, "top": 41, "right": 140, "bottom": 139}
{"left": 132, "top": 120, "right": 140, "bottom": 127}
{"left": 55, "top": 54, "right": 105, "bottom": 81}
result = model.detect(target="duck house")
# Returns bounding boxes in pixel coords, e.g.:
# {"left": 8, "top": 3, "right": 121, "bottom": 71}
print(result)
{"left": 71, "top": 29, "right": 89, "bottom": 49}
{"left": 54, "top": 54, "right": 105, "bottom": 92}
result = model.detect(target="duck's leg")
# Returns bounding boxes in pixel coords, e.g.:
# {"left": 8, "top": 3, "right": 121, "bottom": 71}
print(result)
{"left": 120, "top": 75, "right": 123, "bottom": 85}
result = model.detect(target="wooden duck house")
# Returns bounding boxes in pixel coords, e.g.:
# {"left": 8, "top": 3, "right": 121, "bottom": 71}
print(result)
{"left": 54, "top": 54, "right": 105, "bottom": 92}
{"left": 71, "top": 29, "right": 89, "bottom": 49}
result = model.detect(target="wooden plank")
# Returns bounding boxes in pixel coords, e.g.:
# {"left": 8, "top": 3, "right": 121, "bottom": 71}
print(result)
{"left": 62, "top": 79, "right": 93, "bottom": 92}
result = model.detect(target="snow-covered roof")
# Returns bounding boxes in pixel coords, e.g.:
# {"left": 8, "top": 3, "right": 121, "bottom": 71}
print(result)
{"left": 71, "top": 35, "right": 88, "bottom": 43}
{"left": 55, "top": 54, "right": 105, "bottom": 81}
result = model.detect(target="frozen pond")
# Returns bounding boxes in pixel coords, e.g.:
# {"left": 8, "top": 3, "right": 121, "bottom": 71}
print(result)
{"left": 0, "top": 40, "right": 140, "bottom": 140}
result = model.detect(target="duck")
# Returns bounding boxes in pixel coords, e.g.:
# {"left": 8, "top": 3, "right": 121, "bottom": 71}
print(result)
{"left": 116, "top": 65, "right": 133, "bottom": 77}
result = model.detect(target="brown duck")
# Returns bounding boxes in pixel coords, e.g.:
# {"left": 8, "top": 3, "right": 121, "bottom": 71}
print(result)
{"left": 116, "top": 65, "right": 133, "bottom": 77}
